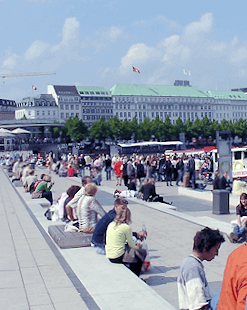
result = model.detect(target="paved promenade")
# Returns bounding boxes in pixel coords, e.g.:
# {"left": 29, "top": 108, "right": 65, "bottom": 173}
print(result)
{"left": 1, "top": 166, "right": 242, "bottom": 309}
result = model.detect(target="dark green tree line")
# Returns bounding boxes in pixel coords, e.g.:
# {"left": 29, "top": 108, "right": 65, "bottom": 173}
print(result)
{"left": 51, "top": 115, "right": 247, "bottom": 144}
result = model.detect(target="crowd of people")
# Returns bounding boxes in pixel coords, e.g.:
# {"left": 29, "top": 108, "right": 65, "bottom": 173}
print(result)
{"left": 5, "top": 152, "right": 149, "bottom": 278}
{"left": 3, "top": 150, "right": 247, "bottom": 309}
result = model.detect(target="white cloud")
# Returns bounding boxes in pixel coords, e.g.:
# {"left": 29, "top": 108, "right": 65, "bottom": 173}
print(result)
{"left": 2, "top": 53, "right": 19, "bottom": 69}
{"left": 102, "top": 26, "right": 127, "bottom": 41}
{"left": 120, "top": 43, "right": 160, "bottom": 73}
{"left": 134, "top": 15, "right": 180, "bottom": 29}
{"left": 231, "top": 47, "right": 247, "bottom": 63}
{"left": 25, "top": 40, "right": 50, "bottom": 60}
{"left": 62, "top": 17, "right": 80, "bottom": 45}
{"left": 52, "top": 17, "right": 80, "bottom": 52}
{"left": 183, "top": 13, "right": 213, "bottom": 42}
{"left": 208, "top": 42, "right": 226, "bottom": 53}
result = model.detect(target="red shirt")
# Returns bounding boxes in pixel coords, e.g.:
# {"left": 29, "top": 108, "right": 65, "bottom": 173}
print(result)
{"left": 67, "top": 167, "right": 74, "bottom": 177}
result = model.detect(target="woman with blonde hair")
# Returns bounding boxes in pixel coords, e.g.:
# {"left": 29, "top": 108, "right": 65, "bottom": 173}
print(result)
{"left": 77, "top": 183, "right": 106, "bottom": 233}
{"left": 106, "top": 205, "right": 146, "bottom": 276}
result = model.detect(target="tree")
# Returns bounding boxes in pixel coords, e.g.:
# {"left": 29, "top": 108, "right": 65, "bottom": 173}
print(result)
{"left": 160, "top": 116, "right": 173, "bottom": 140}
{"left": 150, "top": 116, "right": 165, "bottom": 140}
{"left": 89, "top": 117, "right": 109, "bottom": 142}
{"left": 106, "top": 116, "right": 122, "bottom": 141}
{"left": 209, "top": 119, "right": 221, "bottom": 139}
{"left": 138, "top": 117, "right": 152, "bottom": 141}
{"left": 64, "top": 116, "right": 88, "bottom": 142}
{"left": 220, "top": 119, "right": 235, "bottom": 137}
{"left": 119, "top": 119, "right": 133, "bottom": 141}
{"left": 129, "top": 116, "right": 139, "bottom": 141}
{"left": 173, "top": 117, "right": 185, "bottom": 140}
{"left": 234, "top": 118, "right": 247, "bottom": 142}
{"left": 21, "top": 114, "right": 27, "bottom": 120}
{"left": 184, "top": 118, "right": 194, "bottom": 141}
{"left": 200, "top": 116, "right": 211, "bottom": 138}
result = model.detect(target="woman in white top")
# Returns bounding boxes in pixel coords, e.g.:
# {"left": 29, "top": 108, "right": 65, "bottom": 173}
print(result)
{"left": 77, "top": 183, "right": 106, "bottom": 233}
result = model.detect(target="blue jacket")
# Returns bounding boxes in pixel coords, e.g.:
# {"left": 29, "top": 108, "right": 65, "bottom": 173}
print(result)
{"left": 92, "top": 209, "right": 116, "bottom": 245}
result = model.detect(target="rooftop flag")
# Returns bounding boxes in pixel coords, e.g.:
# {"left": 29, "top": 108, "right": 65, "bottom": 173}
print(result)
{"left": 32, "top": 85, "right": 37, "bottom": 90}
{"left": 183, "top": 69, "right": 191, "bottom": 76}
{"left": 132, "top": 66, "right": 140, "bottom": 74}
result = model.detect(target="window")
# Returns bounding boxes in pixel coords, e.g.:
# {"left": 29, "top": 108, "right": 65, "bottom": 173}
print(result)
{"left": 60, "top": 104, "right": 64, "bottom": 110}
{"left": 61, "top": 113, "right": 64, "bottom": 118}
{"left": 65, "top": 105, "right": 69, "bottom": 110}
{"left": 71, "top": 105, "right": 74, "bottom": 110}
{"left": 48, "top": 111, "right": 50, "bottom": 115}
{"left": 42, "top": 111, "right": 45, "bottom": 116}
{"left": 76, "top": 105, "right": 79, "bottom": 110}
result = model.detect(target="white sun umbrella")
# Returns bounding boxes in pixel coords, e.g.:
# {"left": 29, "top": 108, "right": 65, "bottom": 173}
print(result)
{"left": 0, "top": 131, "right": 15, "bottom": 137}
{"left": 11, "top": 128, "right": 31, "bottom": 134}
{"left": 0, "top": 128, "right": 13, "bottom": 134}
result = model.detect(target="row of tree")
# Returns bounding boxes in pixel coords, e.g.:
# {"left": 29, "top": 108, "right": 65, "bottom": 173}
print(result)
{"left": 51, "top": 116, "right": 247, "bottom": 143}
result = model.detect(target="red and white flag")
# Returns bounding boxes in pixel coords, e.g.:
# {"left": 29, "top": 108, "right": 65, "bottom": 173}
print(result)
{"left": 132, "top": 66, "right": 140, "bottom": 74}
{"left": 32, "top": 85, "right": 37, "bottom": 90}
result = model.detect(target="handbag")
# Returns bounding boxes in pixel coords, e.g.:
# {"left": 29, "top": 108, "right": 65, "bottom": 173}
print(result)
{"left": 122, "top": 244, "right": 147, "bottom": 263}
{"left": 32, "top": 191, "right": 43, "bottom": 199}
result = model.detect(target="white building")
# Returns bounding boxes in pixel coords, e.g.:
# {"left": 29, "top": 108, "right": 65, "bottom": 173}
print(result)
{"left": 47, "top": 85, "right": 113, "bottom": 126}
{"left": 110, "top": 84, "right": 247, "bottom": 124}
{"left": 15, "top": 94, "right": 58, "bottom": 121}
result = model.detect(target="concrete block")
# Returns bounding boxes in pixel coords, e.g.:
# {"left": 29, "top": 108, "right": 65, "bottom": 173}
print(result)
{"left": 48, "top": 225, "right": 92, "bottom": 249}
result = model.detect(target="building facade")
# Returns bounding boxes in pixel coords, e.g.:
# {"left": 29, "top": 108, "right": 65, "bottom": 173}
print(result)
{"left": 76, "top": 86, "right": 113, "bottom": 126}
{"left": 47, "top": 85, "right": 113, "bottom": 126}
{"left": 13, "top": 83, "right": 247, "bottom": 127}
{"left": 110, "top": 84, "right": 247, "bottom": 124}
{"left": 0, "top": 99, "right": 16, "bottom": 120}
{"left": 15, "top": 94, "right": 58, "bottom": 121}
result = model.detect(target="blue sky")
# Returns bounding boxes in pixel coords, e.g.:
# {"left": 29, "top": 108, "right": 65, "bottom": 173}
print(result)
{"left": 1, "top": 0, "right": 247, "bottom": 101}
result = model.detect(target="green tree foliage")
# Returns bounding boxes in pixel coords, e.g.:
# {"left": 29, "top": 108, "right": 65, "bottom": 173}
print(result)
{"left": 220, "top": 119, "right": 235, "bottom": 137}
{"left": 209, "top": 120, "right": 221, "bottom": 138}
{"left": 119, "top": 119, "right": 134, "bottom": 140}
{"left": 106, "top": 116, "right": 122, "bottom": 141}
{"left": 52, "top": 115, "right": 244, "bottom": 144}
{"left": 64, "top": 116, "right": 88, "bottom": 142}
{"left": 161, "top": 116, "right": 173, "bottom": 140}
{"left": 233, "top": 118, "right": 247, "bottom": 141}
{"left": 129, "top": 116, "right": 139, "bottom": 141}
{"left": 184, "top": 118, "right": 193, "bottom": 141}
{"left": 89, "top": 117, "right": 109, "bottom": 142}
{"left": 173, "top": 117, "right": 185, "bottom": 139}
{"left": 150, "top": 116, "right": 165, "bottom": 140}
{"left": 138, "top": 117, "right": 152, "bottom": 141}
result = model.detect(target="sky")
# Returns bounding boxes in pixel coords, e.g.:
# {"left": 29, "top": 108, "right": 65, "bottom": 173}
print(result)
{"left": 1, "top": 0, "right": 247, "bottom": 102}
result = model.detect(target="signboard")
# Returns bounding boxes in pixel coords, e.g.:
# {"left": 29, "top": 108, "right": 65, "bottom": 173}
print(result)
{"left": 216, "top": 131, "right": 232, "bottom": 181}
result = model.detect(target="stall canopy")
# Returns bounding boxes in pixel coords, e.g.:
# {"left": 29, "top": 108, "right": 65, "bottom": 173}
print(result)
{"left": 11, "top": 128, "right": 31, "bottom": 134}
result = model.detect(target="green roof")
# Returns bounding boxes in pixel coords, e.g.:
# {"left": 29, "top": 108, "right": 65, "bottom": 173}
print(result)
{"left": 76, "top": 86, "right": 110, "bottom": 96}
{"left": 110, "top": 84, "right": 210, "bottom": 98}
{"left": 207, "top": 90, "right": 247, "bottom": 100}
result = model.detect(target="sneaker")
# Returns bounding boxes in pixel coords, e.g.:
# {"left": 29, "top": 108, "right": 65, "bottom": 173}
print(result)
{"left": 227, "top": 232, "right": 238, "bottom": 243}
